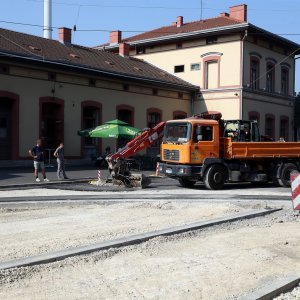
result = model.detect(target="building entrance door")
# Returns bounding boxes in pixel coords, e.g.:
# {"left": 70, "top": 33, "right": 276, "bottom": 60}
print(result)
{"left": 0, "top": 99, "right": 12, "bottom": 160}
{"left": 41, "top": 102, "right": 64, "bottom": 149}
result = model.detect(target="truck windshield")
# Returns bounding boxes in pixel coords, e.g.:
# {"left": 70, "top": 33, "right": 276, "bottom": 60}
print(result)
{"left": 163, "top": 123, "right": 191, "bottom": 143}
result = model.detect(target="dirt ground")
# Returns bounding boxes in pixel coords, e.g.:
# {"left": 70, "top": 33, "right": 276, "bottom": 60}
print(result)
{"left": 0, "top": 201, "right": 245, "bottom": 261}
{"left": 0, "top": 187, "right": 299, "bottom": 299}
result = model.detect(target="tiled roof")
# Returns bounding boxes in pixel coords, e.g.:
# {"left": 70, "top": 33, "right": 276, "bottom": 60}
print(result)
{"left": 123, "top": 16, "right": 245, "bottom": 43}
{"left": 0, "top": 28, "right": 197, "bottom": 90}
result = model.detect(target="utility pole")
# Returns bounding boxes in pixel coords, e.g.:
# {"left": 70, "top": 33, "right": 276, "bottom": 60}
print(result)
{"left": 200, "top": 0, "right": 203, "bottom": 20}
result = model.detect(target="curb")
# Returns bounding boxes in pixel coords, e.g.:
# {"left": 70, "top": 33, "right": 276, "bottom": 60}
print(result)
{"left": 0, "top": 178, "right": 92, "bottom": 190}
{"left": 240, "top": 275, "right": 300, "bottom": 300}
{"left": 0, "top": 208, "right": 281, "bottom": 270}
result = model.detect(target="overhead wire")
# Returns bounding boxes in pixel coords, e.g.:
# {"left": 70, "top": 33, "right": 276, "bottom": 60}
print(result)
{"left": 23, "top": 0, "right": 300, "bottom": 12}
{"left": 1, "top": 19, "right": 300, "bottom": 37}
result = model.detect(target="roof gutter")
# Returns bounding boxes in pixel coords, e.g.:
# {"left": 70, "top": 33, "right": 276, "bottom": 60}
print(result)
{"left": 0, "top": 51, "right": 199, "bottom": 92}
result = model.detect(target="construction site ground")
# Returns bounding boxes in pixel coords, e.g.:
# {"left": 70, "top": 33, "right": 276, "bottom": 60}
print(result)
{"left": 0, "top": 174, "right": 299, "bottom": 299}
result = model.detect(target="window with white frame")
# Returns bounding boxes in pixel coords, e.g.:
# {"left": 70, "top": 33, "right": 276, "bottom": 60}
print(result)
{"left": 191, "top": 63, "right": 200, "bottom": 71}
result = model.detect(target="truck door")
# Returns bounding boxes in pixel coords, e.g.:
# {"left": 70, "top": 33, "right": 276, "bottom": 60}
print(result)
{"left": 190, "top": 124, "right": 219, "bottom": 164}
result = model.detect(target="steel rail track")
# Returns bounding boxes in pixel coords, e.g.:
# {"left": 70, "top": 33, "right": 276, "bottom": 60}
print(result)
{"left": 0, "top": 193, "right": 291, "bottom": 204}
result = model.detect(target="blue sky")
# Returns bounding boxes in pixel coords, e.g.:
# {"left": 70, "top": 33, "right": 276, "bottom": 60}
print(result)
{"left": 1, "top": 0, "right": 300, "bottom": 92}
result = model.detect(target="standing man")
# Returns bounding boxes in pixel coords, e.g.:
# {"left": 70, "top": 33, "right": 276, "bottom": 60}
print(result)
{"left": 54, "top": 141, "right": 69, "bottom": 180}
{"left": 28, "top": 139, "right": 50, "bottom": 182}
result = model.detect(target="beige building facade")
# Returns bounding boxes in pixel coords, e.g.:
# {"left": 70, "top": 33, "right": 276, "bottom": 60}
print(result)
{"left": 100, "top": 4, "right": 299, "bottom": 141}
{"left": 0, "top": 28, "right": 196, "bottom": 164}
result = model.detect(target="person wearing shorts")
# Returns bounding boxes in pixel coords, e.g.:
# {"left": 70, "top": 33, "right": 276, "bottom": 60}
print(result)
{"left": 28, "top": 139, "right": 50, "bottom": 182}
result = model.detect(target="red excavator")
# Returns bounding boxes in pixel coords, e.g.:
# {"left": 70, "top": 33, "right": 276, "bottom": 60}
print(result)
{"left": 105, "top": 121, "right": 165, "bottom": 188}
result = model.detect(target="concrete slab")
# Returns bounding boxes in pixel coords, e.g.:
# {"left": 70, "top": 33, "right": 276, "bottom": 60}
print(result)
{"left": 240, "top": 275, "right": 300, "bottom": 300}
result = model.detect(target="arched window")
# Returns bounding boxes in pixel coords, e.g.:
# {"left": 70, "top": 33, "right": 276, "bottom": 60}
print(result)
{"left": 281, "top": 67, "right": 289, "bottom": 96}
{"left": 81, "top": 101, "right": 102, "bottom": 158}
{"left": 280, "top": 116, "right": 289, "bottom": 141}
{"left": 266, "top": 63, "right": 275, "bottom": 93}
{"left": 250, "top": 56, "right": 260, "bottom": 89}
{"left": 202, "top": 54, "right": 221, "bottom": 89}
{"left": 265, "top": 114, "right": 275, "bottom": 139}
{"left": 40, "top": 97, "right": 64, "bottom": 149}
{"left": 173, "top": 111, "right": 187, "bottom": 119}
{"left": 116, "top": 105, "right": 134, "bottom": 126}
{"left": 147, "top": 108, "right": 162, "bottom": 128}
{"left": 248, "top": 111, "right": 260, "bottom": 125}
{"left": 116, "top": 105, "right": 134, "bottom": 149}
{"left": 147, "top": 108, "right": 162, "bottom": 156}
{"left": 0, "top": 91, "right": 19, "bottom": 160}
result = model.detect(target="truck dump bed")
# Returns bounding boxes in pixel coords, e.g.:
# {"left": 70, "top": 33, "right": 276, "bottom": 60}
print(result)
{"left": 221, "top": 138, "right": 300, "bottom": 159}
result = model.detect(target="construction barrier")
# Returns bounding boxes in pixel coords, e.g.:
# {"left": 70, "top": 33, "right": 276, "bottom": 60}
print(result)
{"left": 291, "top": 171, "right": 300, "bottom": 210}
{"left": 155, "top": 162, "right": 160, "bottom": 176}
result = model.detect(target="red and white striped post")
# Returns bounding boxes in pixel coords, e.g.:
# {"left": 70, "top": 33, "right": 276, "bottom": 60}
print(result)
{"left": 155, "top": 162, "right": 160, "bottom": 176}
{"left": 291, "top": 171, "right": 300, "bottom": 210}
{"left": 97, "top": 170, "right": 101, "bottom": 182}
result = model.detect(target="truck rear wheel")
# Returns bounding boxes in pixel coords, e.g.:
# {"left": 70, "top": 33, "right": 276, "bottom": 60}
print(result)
{"left": 277, "top": 163, "right": 298, "bottom": 187}
{"left": 178, "top": 178, "right": 196, "bottom": 187}
{"left": 204, "top": 165, "right": 226, "bottom": 190}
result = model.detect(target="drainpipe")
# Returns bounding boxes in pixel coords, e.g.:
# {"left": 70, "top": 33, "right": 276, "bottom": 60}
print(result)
{"left": 240, "top": 30, "right": 248, "bottom": 119}
{"left": 294, "top": 56, "right": 300, "bottom": 140}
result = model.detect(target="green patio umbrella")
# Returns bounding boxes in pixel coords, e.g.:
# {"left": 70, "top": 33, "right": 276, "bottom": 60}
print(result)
{"left": 78, "top": 119, "right": 140, "bottom": 138}
{"left": 77, "top": 127, "right": 94, "bottom": 137}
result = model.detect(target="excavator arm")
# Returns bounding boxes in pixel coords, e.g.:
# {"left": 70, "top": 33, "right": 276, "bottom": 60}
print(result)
{"left": 106, "top": 121, "right": 165, "bottom": 187}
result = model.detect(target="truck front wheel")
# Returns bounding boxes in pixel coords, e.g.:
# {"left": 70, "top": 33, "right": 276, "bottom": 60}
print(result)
{"left": 277, "top": 163, "right": 298, "bottom": 187}
{"left": 204, "top": 165, "right": 226, "bottom": 190}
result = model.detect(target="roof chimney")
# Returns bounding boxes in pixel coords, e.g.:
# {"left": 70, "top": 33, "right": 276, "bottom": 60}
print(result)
{"left": 177, "top": 16, "right": 183, "bottom": 27}
{"left": 59, "top": 27, "right": 72, "bottom": 44}
{"left": 119, "top": 43, "right": 130, "bottom": 57}
{"left": 220, "top": 12, "right": 229, "bottom": 17}
{"left": 229, "top": 4, "right": 247, "bottom": 22}
{"left": 110, "top": 30, "right": 122, "bottom": 45}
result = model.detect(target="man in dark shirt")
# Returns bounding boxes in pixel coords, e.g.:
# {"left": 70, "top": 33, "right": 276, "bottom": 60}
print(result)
{"left": 28, "top": 139, "right": 50, "bottom": 182}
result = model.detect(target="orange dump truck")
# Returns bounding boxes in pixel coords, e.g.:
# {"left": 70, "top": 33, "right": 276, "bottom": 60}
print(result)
{"left": 159, "top": 112, "right": 300, "bottom": 190}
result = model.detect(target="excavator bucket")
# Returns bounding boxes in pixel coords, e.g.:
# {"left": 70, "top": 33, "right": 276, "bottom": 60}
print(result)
{"left": 112, "top": 173, "right": 151, "bottom": 188}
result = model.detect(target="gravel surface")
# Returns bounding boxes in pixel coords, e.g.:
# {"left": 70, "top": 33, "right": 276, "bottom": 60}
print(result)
{"left": 0, "top": 186, "right": 299, "bottom": 300}
{"left": 0, "top": 200, "right": 246, "bottom": 261}
{"left": 0, "top": 208, "right": 299, "bottom": 300}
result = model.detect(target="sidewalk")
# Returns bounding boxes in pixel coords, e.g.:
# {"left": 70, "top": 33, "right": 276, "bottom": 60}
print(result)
{"left": 0, "top": 165, "right": 108, "bottom": 188}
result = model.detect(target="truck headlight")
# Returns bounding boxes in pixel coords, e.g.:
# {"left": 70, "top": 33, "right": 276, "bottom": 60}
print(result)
{"left": 178, "top": 168, "right": 186, "bottom": 174}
